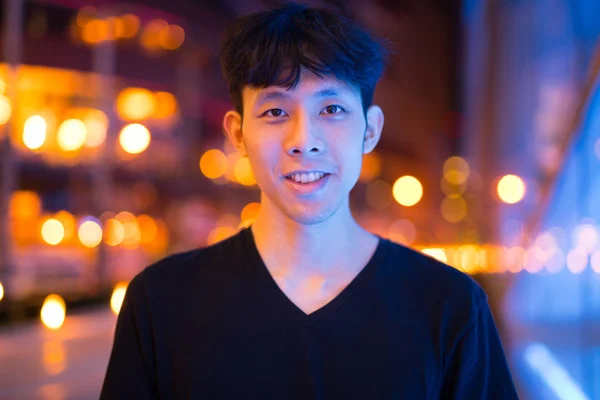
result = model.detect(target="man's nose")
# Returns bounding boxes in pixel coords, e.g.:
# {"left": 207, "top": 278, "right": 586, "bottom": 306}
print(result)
{"left": 284, "top": 113, "right": 325, "bottom": 156}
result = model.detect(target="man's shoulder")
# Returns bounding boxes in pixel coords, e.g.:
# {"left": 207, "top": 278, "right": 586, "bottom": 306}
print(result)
{"left": 136, "top": 229, "right": 246, "bottom": 289}
{"left": 383, "top": 240, "right": 486, "bottom": 311}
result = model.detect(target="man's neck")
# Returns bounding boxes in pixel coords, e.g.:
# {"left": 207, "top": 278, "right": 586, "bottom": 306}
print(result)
{"left": 250, "top": 197, "right": 376, "bottom": 276}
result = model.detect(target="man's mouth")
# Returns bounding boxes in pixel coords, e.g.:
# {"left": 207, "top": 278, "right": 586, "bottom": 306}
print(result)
{"left": 285, "top": 172, "right": 330, "bottom": 184}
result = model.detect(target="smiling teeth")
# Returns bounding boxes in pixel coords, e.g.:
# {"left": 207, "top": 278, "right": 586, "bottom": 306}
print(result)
{"left": 291, "top": 172, "right": 325, "bottom": 183}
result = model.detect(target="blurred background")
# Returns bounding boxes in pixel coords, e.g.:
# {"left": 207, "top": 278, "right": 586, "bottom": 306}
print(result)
{"left": 0, "top": 0, "right": 599, "bottom": 399}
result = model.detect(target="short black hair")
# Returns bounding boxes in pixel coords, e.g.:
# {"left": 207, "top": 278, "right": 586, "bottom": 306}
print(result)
{"left": 218, "top": 2, "right": 390, "bottom": 115}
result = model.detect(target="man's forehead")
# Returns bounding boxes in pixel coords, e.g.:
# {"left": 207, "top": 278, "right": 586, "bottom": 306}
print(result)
{"left": 245, "top": 77, "right": 358, "bottom": 103}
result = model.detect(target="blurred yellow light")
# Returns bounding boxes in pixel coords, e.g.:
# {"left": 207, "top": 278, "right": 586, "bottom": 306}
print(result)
{"left": 440, "top": 177, "right": 467, "bottom": 198}
{"left": 200, "top": 149, "right": 228, "bottom": 179}
{"left": 83, "top": 109, "right": 108, "bottom": 147}
{"left": 121, "top": 14, "right": 140, "bottom": 38}
{"left": 0, "top": 95, "right": 11, "bottom": 125}
{"left": 76, "top": 5, "right": 96, "bottom": 27}
{"left": 57, "top": 119, "right": 87, "bottom": 151}
{"left": 225, "top": 152, "right": 241, "bottom": 182}
{"left": 153, "top": 91, "right": 178, "bottom": 119}
{"left": 40, "top": 294, "right": 66, "bottom": 330}
{"left": 566, "top": 248, "right": 588, "bottom": 274}
{"left": 443, "top": 156, "right": 470, "bottom": 185}
{"left": 0, "top": 79, "right": 5, "bottom": 94}
{"left": 392, "top": 176, "right": 423, "bottom": 207}
{"left": 137, "top": 214, "right": 158, "bottom": 244}
{"left": 23, "top": 115, "right": 47, "bottom": 150}
{"left": 241, "top": 202, "right": 261, "bottom": 225}
{"left": 234, "top": 157, "right": 257, "bottom": 186}
{"left": 422, "top": 248, "right": 448, "bottom": 263}
{"left": 441, "top": 197, "right": 467, "bottom": 223}
{"left": 359, "top": 152, "right": 382, "bottom": 183}
{"left": 140, "top": 19, "right": 167, "bottom": 52}
{"left": 104, "top": 218, "right": 125, "bottom": 246}
{"left": 54, "top": 211, "right": 76, "bottom": 241}
{"left": 119, "top": 123, "right": 151, "bottom": 154}
{"left": 78, "top": 219, "right": 103, "bottom": 248}
{"left": 159, "top": 24, "right": 185, "bottom": 50}
{"left": 497, "top": 174, "right": 526, "bottom": 204}
{"left": 207, "top": 226, "right": 238, "bottom": 246}
{"left": 110, "top": 282, "right": 128, "bottom": 315}
{"left": 108, "top": 16, "right": 125, "bottom": 38}
{"left": 82, "top": 18, "right": 110, "bottom": 44}
{"left": 117, "top": 211, "right": 141, "bottom": 248}
{"left": 0, "top": 282, "right": 4, "bottom": 302}
{"left": 41, "top": 219, "right": 65, "bottom": 246}
{"left": 10, "top": 191, "right": 41, "bottom": 219}
{"left": 116, "top": 88, "right": 156, "bottom": 120}
{"left": 365, "top": 180, "right": 392, "bottom": 210}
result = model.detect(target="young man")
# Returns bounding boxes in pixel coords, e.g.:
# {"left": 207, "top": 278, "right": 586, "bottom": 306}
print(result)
{"left": 101, "top": 3, "right": 519, "bottom": 399}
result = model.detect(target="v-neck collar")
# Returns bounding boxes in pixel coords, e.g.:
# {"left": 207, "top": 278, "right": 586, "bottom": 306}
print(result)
{"left": 240, "top": 226, "right": 390, "bottom": 327}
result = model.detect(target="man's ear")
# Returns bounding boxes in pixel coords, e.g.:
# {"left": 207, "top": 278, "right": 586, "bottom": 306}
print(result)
{"left": 222, "top": 110, "right": 247, "bottom": 157}
{"left": 363, "top": 105, "right": 384, "bottom": 154}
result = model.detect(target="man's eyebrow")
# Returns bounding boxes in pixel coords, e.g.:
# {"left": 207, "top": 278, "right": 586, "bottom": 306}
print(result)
{"left": 256, "top": 86, "right": 351, "bottom": 103}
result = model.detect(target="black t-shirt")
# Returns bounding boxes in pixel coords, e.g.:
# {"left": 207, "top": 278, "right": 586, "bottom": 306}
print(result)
{"left": 101, "top": 227, "right": 518, "bottom": 399}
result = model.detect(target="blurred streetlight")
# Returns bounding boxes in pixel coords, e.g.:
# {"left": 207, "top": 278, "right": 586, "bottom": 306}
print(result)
{"left": 57, "top": 118, "right": 87, "bottom": 151}
{"left": 392, "top": 176, "right": 423, "bottom": 207}
{"left": 0, "top": 281, "right": 4, "bottom": 302}
{"left": 497, "top": 174, "right": 526, "bottom": 204}
{"left": 78, "top": 218, "right": 103, "bottom": 248}
{"left": 443, "top": 156, "right": 470, "bottom": 185}
{"left": 200, "top": 149, "right": 228, "bottom": 179}
{"left": 159, "top": 24, "right": 185, "bottom": 50}
{"left": 41, "top": 218, "right": 65, "bottom": 245}
{"left": 358, "top": 151, "right": 381, "bottom": 183}
{"left": 421, "top": 248, "right": 448, "bottom": 263}
{"left": 23, "top": 115, "right": 47, "bottom": 150}
{"left": 116, "top": 88, "right": 156, "bottom": 120}
{"left": 40, "top": 294, "right": 66, "bottom": 330}
{"left": 119, "top": 123, "right": 151, "bottom": 154}
{"left": 234, "top": 157, "right": 256, "bottom": 186}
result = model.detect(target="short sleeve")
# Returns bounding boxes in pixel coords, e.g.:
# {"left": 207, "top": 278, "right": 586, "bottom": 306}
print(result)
{"left": 100, "top": 271, "right": 159, "bottom": 399}
{"left": 440, "top": 295, "right": 519, "bottom": 399}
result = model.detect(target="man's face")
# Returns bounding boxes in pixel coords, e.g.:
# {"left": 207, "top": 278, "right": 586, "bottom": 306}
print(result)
{"left": 231, "top": 74, "right": 378, "bottom": 225}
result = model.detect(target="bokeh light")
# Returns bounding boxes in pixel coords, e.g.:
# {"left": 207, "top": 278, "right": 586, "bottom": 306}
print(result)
{"left": 153, "top": 91, "right": 178, "bottom": 119}
{"left": 10, "top": 191, "right": 42, "bottom": 220}
{"left": 0, "top": 282, "right": 4, "bottom": 302}
{"left": 23, "top": 115, "right": 47, "bottom": 150}
{"left": 421, "top": 248, "right": 448, "bottom": 263}
{"left": 104, "top": 218, "right": 125, "bottom": 246}
{"left": 240, "top": 202, "right": 261, "bottom": 227}
{"left": 121, "top": 14, "right": 140, "bottom": 38}
{"left": 57, "top": 119, "right": 87, "bottom": 151}
{"left": 440, "top": 177, "right": 467, "bottom": 198}
{"left": 0, "top": 95, "right": 11, "bottom": 125}
{"left": 54, "top": 211, "right": 76, "bottom": 241}
{"left": 137, "top": 214, "right": 158, "bottom": 244}
{"left": 159, "top": 24, "right": 185, "bottom": 50}
{"left": 40, "top": 294, "right": 66, "bottom": 330}
{"left": 41, "top": 219, "right": 65, "bottom": 246}
{"left": 116, "top": 88, "right": 156, "bottom": 120}
{"left": 119, "top": 123, "right": 151, "bottom": 154}
{"left": 441, "top": 197, "right": 467, "bottom": 223}
{"left": 234, "top": 157, "right": 257, "bottom": 186}
{"left": 573, "top": 224, "right": 599, "bottom": 253}
{"left": 566, "top": 248, "right": 588, "bottom": 274}
{"left": 116, "top": 211, "right": 141, "bottom": 248}
{"left": 110, "top": 282, "right": 128, "bottom": 315}
{"left": 200, "top": 149, "right": 228, "bottom": 179}
{"left": 392, "top": 176, "right": 423, "bottom": 207}
{"left": 76, "top": 5, "right": 96, "bottom": 27}
{"left": 365, "top": 180, "right": 392, "bottom": 210}
{"left": 497, "top": 174, "right": 526, "bottom": 204}
{"left": 140, "top": 19, "right": 168, "bottom": 52}
{"left": 443, "top": 156, "right": 470, "bottom": 185}
{"left": 359, "top": 151, "right": 382, "bottom": 183}
{"left": 78, "top": 218, "right": 103, "bottom": 248}
{"left": 84, "top": 110, "right": 108, "bottom": 147}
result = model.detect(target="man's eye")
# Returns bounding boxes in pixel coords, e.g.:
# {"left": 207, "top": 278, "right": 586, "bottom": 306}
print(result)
{"left": 322, "top": 105, "right": 346, "bottom": 115}
{"left": 263, "top": 108, "right": 287, "bottom": 117}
